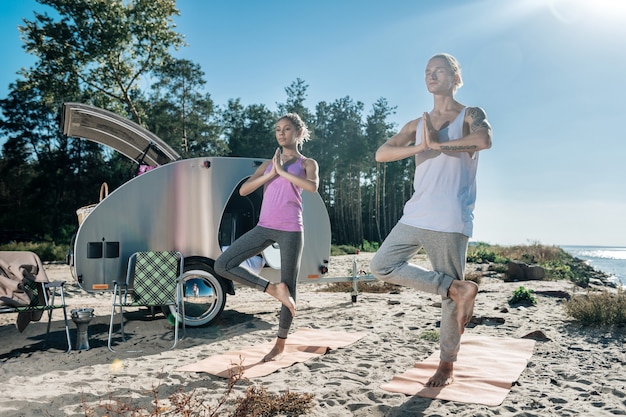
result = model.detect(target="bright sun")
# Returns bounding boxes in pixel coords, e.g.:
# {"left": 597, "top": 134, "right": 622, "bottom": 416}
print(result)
{"left": 548, "top": 0, "right": 626, "bottom": 23}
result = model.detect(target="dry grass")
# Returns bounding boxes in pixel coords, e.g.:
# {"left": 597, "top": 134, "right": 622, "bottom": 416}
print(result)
{"left": 231, "top": 386, "right": 314, "bottom": 417}
{"left": 464, "top": 270, "right": 482, "bottom": 285}
{"left": 564, "top": 290, "right": 626, "bottom": 326}
{"left": 318, "top": 281, "right": 400, "bottom": 294}
{"left": 467, "top": 242, "right": 610, "bottom": 286}
{"left": 493, "top": 242, "right": 565, "bottom": 265}
{"left": 467, "top": 241, "right": 567, "bottom": 265}
{"left": 77, "top": 360, "right": 315, "bottom": 417}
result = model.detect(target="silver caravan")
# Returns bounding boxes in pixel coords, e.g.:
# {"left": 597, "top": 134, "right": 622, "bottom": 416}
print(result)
{"left": 62, "top": 103, "right": 342, "bottom": 327}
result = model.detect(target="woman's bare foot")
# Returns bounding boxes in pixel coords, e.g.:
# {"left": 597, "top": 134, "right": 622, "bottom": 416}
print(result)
{"left": 447, "top": 280, "right": 478, "bottom": 334}
{"left": 265, "top": 282, "right": 296, "bottom": 317}
{"left": 263, "top": 338, "right": 286, "bottom": 362}
{"left": 426, "top": 361, "right": 454, "bottom": 387}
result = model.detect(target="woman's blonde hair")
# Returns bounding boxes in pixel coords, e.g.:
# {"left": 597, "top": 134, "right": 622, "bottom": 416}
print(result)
{"left": 278, "top": 113, "right": 311, "bottom": 146}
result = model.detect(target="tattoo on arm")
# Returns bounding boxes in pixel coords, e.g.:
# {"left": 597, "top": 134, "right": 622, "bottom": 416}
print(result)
{"left": 440, "top": 144, "right": 478, "bottom": 151}
{"left": 467, "top": 107, "right": 489, "bottom": 133}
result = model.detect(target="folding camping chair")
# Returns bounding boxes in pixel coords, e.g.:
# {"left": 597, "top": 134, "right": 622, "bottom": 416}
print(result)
{"left": 107, "top": 251, "right": 185, "bottom": 351}
{"left": 0, "top": 251, "right": 71, "bottom": 352}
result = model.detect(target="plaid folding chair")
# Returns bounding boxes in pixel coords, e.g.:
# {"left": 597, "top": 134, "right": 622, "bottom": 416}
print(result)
{"left": 108, "top": 251, "right": 184, "bottom": 351}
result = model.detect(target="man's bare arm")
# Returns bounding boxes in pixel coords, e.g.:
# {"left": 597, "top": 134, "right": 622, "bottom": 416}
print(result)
{"left": 375, "top": 119, "right": 427, "bottom": 162}
{"left": 430, "top": 107, "right": 492, "bottom": 152}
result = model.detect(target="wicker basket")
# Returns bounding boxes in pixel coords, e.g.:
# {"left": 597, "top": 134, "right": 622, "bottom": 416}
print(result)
{"left": 76, "top": 183, "right": 109, "bottom": 225}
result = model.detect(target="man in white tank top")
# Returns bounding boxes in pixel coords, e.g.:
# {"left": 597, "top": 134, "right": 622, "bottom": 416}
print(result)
{"left": 371, "top": 53, "right": 492, "bottom": 387}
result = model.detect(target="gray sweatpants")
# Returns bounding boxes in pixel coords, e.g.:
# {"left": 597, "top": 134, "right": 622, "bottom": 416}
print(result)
{"left": 215, "top": 226, "right": 303, "bottom": 339}
{"left": 370, "top": 222, "right": 469, "bottom": 362}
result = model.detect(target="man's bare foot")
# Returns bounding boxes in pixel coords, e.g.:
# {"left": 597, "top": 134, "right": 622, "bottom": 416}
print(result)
{"left": 426, "top": 361, "right": 454, "bottom": 387}
{"left": 265, "top": 282, "right": 296, "bottom": 317}
{"left": 448, "top": 280, "right": 478, "bottom": 334}
{"left": 263, "top": 337, "right": 286, "bottom": 362}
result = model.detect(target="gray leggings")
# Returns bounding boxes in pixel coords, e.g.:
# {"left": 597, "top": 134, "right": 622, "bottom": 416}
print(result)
{"left": 215, "top": 226, "right": 303, "bottom": 339}
{"left": 370, "top": 222, "right": 468, "bottom": 362}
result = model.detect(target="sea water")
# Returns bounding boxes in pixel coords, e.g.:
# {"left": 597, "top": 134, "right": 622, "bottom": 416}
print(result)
{"left": 560, "top": 245, "right": 626, "bottom": 288}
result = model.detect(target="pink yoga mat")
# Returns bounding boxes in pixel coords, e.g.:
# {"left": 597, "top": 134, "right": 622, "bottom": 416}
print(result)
{"left": 380, "top": 334, "right": 536, "bottom": 406}
{"left": 177, "top": 328, "right": 366, "bottom": 378}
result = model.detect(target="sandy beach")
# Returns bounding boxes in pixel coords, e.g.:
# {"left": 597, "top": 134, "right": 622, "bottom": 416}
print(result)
{"left": 1, "top": 253, "right": 625, "bottom": 416}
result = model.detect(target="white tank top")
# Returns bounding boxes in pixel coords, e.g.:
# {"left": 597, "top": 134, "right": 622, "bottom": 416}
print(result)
{"left": 399, "top": 108, "right": 478, "bottom": 237}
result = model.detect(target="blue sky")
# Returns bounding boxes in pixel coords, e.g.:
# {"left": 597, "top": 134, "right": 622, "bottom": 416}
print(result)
{"left": 1, "top": 0, "right": 625, "bottom": 247}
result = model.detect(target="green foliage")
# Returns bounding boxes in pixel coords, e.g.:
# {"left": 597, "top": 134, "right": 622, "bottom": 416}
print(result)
{"left": 469, "top": 241, "right": 567, "bottom": 265}
{"left": 564, "top": 290, "right": 626, "bottom": 326}
{"left": 466, "top": 245, "right": 508, "bottom": 264}
{"left": 468, "top": 243, "right": 599, "bottom": 287}
{"left": 542, "top": 260, "right": 573, "bottom": 280}
{"left": 561, "top": 257, "right": 593, "bottom": 287}
{"left": 147, "top": 58, "right": 226, "bottom": 158}
{"left": 221, "top": 99, "right": 276, "bottom": 158}
{"left": 0, "top": 241, "right": 69, "bottom": 262}
{"left": 509, "top": 286, "right": 537, "bottom": 306}
{"left": 330, "top": 244, "right": 359, "bottom": 256}
{"left": 331, "top": 242, "right": 379, "bottom": 255}
{"left": 20, "top": 0, "right": 185, "bottom": 125}
{"left": 277, "top": 78, "right": 314, "bottom": 121}
{"left": 419, "top": 330, "right": 440, "bottom": 342}
{"left": 1, "top": 0, "right": 188, "bottom": 244}
{"left": 361, "top": 240, "right": 379, "bottom": 252}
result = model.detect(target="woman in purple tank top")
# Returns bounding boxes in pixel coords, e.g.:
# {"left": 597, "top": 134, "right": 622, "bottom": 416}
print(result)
{"left": 215, "top": 113, "right": 319, "bottom": 361}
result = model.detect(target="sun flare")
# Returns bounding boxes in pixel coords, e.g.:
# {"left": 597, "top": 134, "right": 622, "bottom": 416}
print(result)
{"left": 548, "top": 0, "right": 626, "bottom": 23}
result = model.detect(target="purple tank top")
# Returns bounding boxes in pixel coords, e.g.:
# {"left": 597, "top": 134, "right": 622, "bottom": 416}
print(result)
{"left": 257, "top": 156, "right": 306, "bottom": 232}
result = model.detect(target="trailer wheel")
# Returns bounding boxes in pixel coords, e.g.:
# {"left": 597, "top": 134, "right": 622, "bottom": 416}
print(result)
{"left": 169, "top": 268, "right": 227, "bottom": 327}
